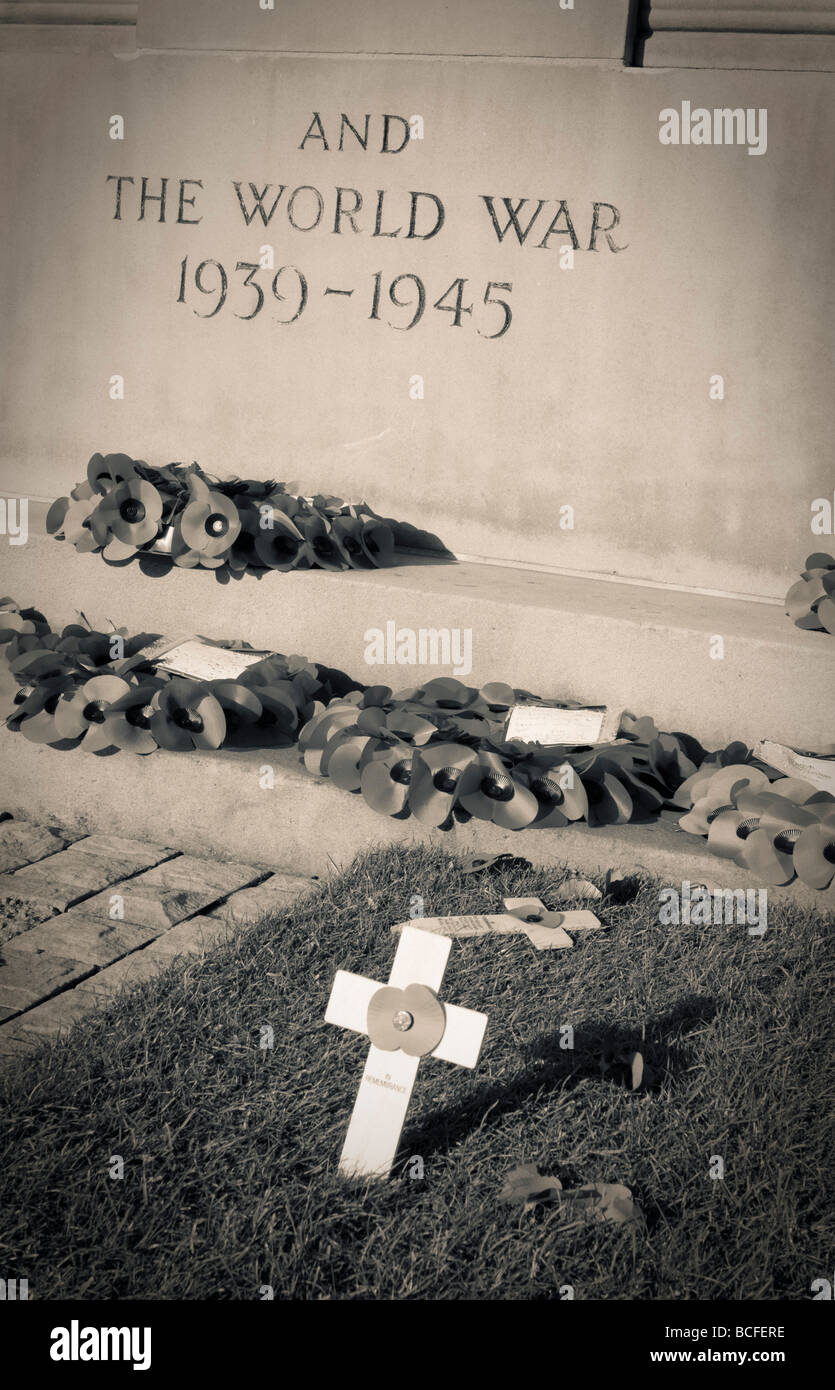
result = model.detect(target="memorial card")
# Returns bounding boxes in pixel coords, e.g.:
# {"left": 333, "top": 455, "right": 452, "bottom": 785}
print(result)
{"left": 504, "top": 702, "right": 619, "bottom": 746}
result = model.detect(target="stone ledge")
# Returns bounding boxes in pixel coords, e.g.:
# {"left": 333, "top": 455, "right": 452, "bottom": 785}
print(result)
{"left": 641, "top": 30, "right": 835, "bottom": 69}
{"left": 3, "top": 730, "right": 832, "bottom": 915}
{"left": 3, "top": 506, "right": 833, "bottom": 750}
{"left": 136, "top": 0, "right": 632, "bottom": 60}
{"left": 0, "top": 3, "right": 136, "bottom": 23}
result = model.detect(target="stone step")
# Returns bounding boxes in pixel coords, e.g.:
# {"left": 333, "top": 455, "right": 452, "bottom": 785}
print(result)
{"left": 5, "top": 500, "right": 834, "bottom": 751}
{"left": 2, "top": 718, "right": 831, "bottom": 915}
{"left": 2, "top": 508, "right": 832, "bottom": 915}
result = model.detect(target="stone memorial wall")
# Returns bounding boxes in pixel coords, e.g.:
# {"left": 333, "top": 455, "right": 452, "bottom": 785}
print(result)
{"left": 0, "top": 0, "right": 832, "bottom": 598}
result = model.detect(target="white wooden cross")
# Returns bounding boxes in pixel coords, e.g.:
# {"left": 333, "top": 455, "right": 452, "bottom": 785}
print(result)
{"left": 325, "top": 926, "right": 488, "bottom": 1178}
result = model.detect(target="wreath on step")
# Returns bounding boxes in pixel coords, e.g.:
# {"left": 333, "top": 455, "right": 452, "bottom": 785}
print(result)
{"left": 3, "top": 599, "right": 833, "bottom": 891}
{"left": 44, "top": 454, "right": 429, "bottom": 575}
{"left": 784, "top": 552, "right": 835, "bottom": 634}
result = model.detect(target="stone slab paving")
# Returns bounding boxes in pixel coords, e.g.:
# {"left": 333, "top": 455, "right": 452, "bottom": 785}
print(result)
{"left": 0, "top": 818, "right": 313, "bottom": 1063}
{"left": 0, "top": 837, "right": 178, "bottom": 914}
{"left": 204, "top": 874, "right": 311, "bottom": 925}
{"left": 63, "top": 834, "right": 180, "bottom": 869}
{"left": 58, "top": 856, "right": 270, "bottom": 932}
{"left": 0, "top": 897, "right": 61, "bottom": 946}
{"left": 148, "top": 914, "right": 236, "bottom": 956}
{"left": 0, "top": 819, "right": 74, "bottom": 874}
{"left": 76, "top": 916, "right": 238, "bottom": 998}
{"left": 72, "top": 948, "right": 179, "bottom": 998}
{"left": 5, "top": 989, "right": 103, "bottom": 1042}
{"left": 0, "top": 949, "right": 94, "bottom": 1018}
{"left": 136, "top": 855, "right": 264, "bottom": 894}
{"left": 10, "top": 912, "right": 167, "bottom": 968}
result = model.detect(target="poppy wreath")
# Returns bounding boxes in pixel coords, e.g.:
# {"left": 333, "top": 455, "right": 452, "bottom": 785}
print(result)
{"left": 784, "top": 552, "right": 835, "bottom": 635}
{"left": 3, "top": 602, "right": 833, "bottom": 891}
{"left": 675, "top": 762, "right": 835, "bottom": 889}
{"left": 297, "top": 687, "right": 733, "bottom": 836}
{"left": 0, "top": 600, "right": 359, "bottom": 756}
{"left": 45, "top": 455, "right": 404, "bottom": 576}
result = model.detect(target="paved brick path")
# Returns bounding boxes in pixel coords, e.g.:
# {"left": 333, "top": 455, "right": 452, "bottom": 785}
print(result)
{"left": 0, "top": 818, "right": 312, "bottom": 1062}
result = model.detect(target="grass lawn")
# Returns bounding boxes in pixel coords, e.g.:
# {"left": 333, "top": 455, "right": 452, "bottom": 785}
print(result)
{"left": 0, "top": 845, "right": 832, "bottom": 1301}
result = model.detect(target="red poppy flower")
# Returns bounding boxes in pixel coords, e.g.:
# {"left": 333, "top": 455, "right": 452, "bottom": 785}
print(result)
{"left": 0, "top": 601, "right": 45, "bottom": 642}
{"left": 10, "top": 647, "right": 80, "bottom": 684}
{"left": 520, "top": 756, "right": 589, "bottom": 827}
{"left": 641, "top": 733, "right": 699, "bottom": 789}
{"left": 95, "top": 680, "right": 166, "bottom": 755}
{"left": 736, "top": 789, "right": 824, "bottom": 884}
{"left": 224, "top": 502, "right": 264, "bottom": 570}
{"left": 381, "top": 709, "right": 437, "bottom": 746}
{"left": 208, "top": 681, "right": 263, "bottom": 731}
{"left": 366, "top": 983, "right": 446, "bottom": 1056}
{"left": 86, "top": 452, "right": 140, "bottom": 495}
{"left": 247, "top": 684, "right": 301, "bottom": 738}
{"left": 794, "top": 810, "right": 835, "bottom": 889}
{"left": 300, "top": 703, "right": 362, "bottom": 773}
{"left": 580, "top": 769, "right": 634, "bottom": 827}
{"left": 314, "top": 729, "right": 362, "bottom": 787}
{"left": 253, "top": 509, "right": 305, "bottom": 570}
{"left": 479, "top": 682, "right": 516, "bottom": 716}
{"left": 678, "top": 764, "right": 769, "bottom": 836}
{"left": 245, "top": 663, "right": 310, "bottom": 730}
{"left": 296, "top": 513, "right": 345, "bottom": 571}
{"left": 707, "top": 780, "right": 833, "bottom": 886}
{"left": 619, "top": 712, "right": 659, "bottom": 743}
{"left": 408, "top": 743, "right": 478, "bottom": 825}
{"left": 330, "top": 515, "right": 375, "bottom": 569}
{"left": 358, "top": 519, "right": 394, "bottom": 567}
{"left": 5, "top": 678, "right": 74, "bottom": 737}
{"left": 169, "top": 531, "right": 203, "bottom": 568}
{"left": 60, "top": 495, "right": 102, "bottom": 551}
{"left": 457, "top": 750, "right": 538, "bottom": 829}
{"left": 179, "top": 485, "right": 242, "bottom": 558}
{"left": 149, "top": 678, "right": 226, "bottom": 751}
{"left": 417, "top": 678, "right": 481, "bottom": 713}
{"left": 360, "top": 742, "right": 415, "bottom": 815}
{"left": 785, "top": 553, "right": 835, "bottom": 633}
{"left": 95, "top": 479, "right": 163, "bottom": 547}
{"left": 54, "top": 674, "right": 135, "bottom": 748}
{"left": 45, "top": 497, "right": 71, "bottom": 537}
{"left": 19, "top": 686, "right": 78, "bottom": 744}
{"left": 589, "top": 746, "right": 668, "bottom": 816}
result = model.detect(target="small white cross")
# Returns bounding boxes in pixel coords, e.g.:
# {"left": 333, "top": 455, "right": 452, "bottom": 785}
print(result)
{"left": 325, "top": 926, "right": 488, "bottom": 1178}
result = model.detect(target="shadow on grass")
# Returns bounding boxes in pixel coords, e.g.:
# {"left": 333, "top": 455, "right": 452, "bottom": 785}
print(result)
{"left": 400, "top": 994, "right": 716, "bottom": 1169}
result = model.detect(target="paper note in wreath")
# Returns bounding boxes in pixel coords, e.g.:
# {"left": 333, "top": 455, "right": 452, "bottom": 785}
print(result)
{"left": 754, "top": 739, "right": 835, "bottom": 795}
{"left": 139, "top": 636, "right": 275, "bottom": 682}
{"left": 504, "top": 701, "right": 620, "bottom": 746}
